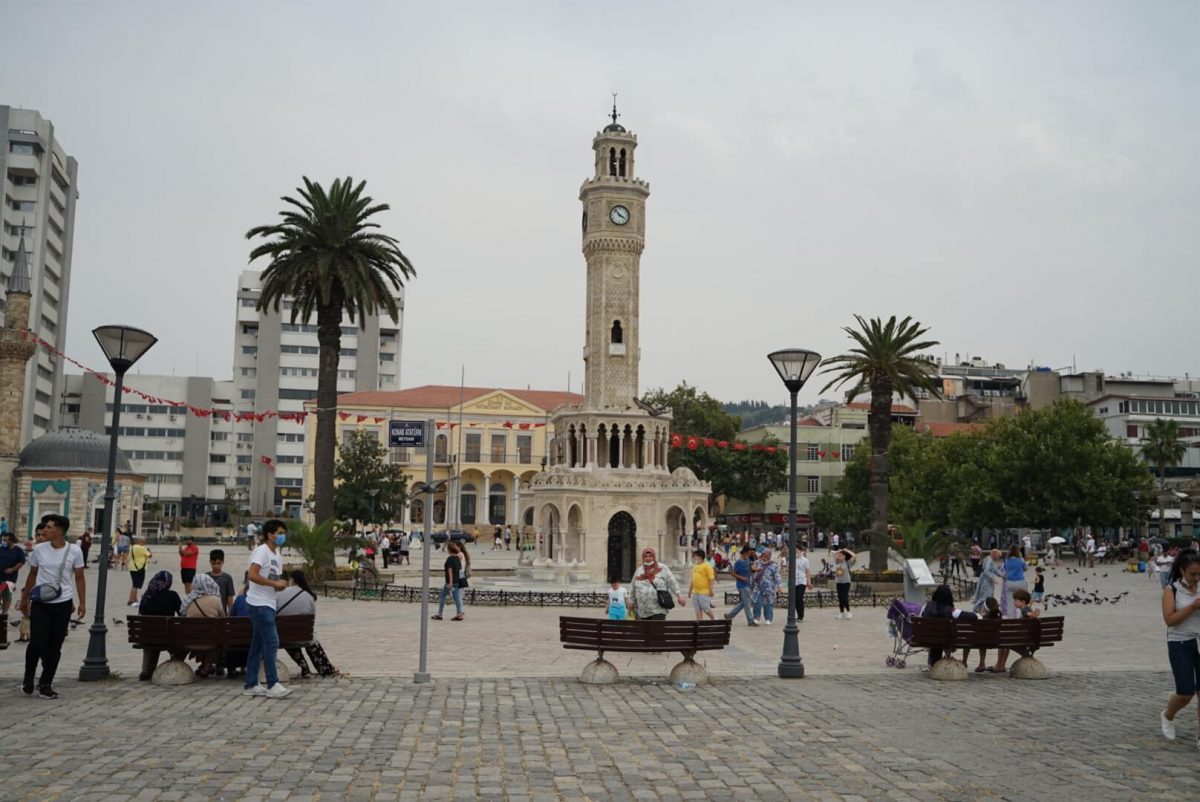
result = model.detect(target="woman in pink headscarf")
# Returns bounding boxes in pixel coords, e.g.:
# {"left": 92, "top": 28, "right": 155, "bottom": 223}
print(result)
{"left": 629, "top": 547, "right": 686, "bottom": 620}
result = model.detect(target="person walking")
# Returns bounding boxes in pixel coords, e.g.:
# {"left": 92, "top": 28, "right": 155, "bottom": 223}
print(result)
{"left": 19, "top": 514, "right": 86, "bottom": 699}
{"left": 1003, "top": 545, "right": 1028, "bottom": 619}
{"left": 688, "top": 549, "right": 716, "bottom": 621}
{"left": 751, "top": 549, "right": 781, "bottom": 626}
{"left": 398, "top": 530, "right": 411, "bottom": 566}
{"left": 628, "top": 547, "right": 685, "bottom": 621}
{"left": 1159, "top": 550, "right": 1200, "bottom": 747}
{"left": 504, "top": 526, "right": 512, "bottom": 551}
{"left": 243, "top": 519, "right": 292, "bottom": 699}
{"left": 79, "top": 528, "right": 93, "bottom": 566}
{"left": 178, "top": 538, "right": 199, "bottom": 594}
{"left": 969, "top": 542, "right": 983, "bottom": 577}
{"left": 792, "top": 543, "right": 811, "bottom": 621}
{"left": 432, "top": 541, "right": 465, "bottom": 621}
{"left": 723, "top": 546, "right": 757, "bottom": 626}
{"left": 972, "top": 548, "right": 1005, "bottom": 613}
{"left": 380, "top": 532, "right": 391, "bottom": 569}
{"left": 1, "top": 530, "right": 26, "bottom": 620}
{"left": 834, "top": 548, "right": 856, "bottom": 620}
{"left": 127, "top": 535, "right": 152, "bottom": 607}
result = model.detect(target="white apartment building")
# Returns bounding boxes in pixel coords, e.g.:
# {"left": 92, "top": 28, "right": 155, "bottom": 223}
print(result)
{"left": 1, "top": 106, "right": 79, "bottom": 445}
{"left": 61, "top": 373, "right": 238, "bottom": 520}
{"left": 233, "top": 270, "right": 404, "bottom": 516}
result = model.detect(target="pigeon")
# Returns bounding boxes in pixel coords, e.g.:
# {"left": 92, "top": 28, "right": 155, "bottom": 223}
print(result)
{"left": 112, "top": 618, "right": 125, "bottom": 626}
{"left": 1102, "top": 573, "right": 1108, "bottom": 578}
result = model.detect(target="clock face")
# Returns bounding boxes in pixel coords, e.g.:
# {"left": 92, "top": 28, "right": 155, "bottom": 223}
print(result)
{"left": 609, "top": 205, "right": 630, "bottom": 225}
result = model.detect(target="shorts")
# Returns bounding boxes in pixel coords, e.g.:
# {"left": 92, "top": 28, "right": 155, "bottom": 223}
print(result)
{"left": 180, "top": 568, "right": 196, "bottom": 584}
{"left": 1168, "top": 639, "right": 1200, "bottom": 696}
{"left": 130, "top": 569, "right": 146, "bottom": 589}
{"left": 692, "top": 594, "right": 712, "bottom": 612}
{"left": 400, "top": 550, "right": 409, "bottom": 556}
{"left": 1032, "top": 591, "right": 1044, "bottom": 602}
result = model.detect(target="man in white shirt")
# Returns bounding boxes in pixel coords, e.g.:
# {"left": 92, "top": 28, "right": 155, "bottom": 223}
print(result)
{"left": 19, "top": 514, "right": 86, "bottom": 699}
{"left": 244, "top": 519, "right": 291, "bottom": 699}
{"left": 792, "top": 544, "right": 812, "bottom": 622}
{"left": 380, "top": 534, "right": 391, "bottom": 568}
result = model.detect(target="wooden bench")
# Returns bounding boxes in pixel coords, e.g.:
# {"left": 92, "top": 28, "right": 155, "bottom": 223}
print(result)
{"left": 559, "top": 616, "right": 731, "bottom": 685}
{"left": 909, "top": 615, "right": 1065, "bottom": 679}
{"left": 128, "top": 615, "right": 316, "bottom": 683}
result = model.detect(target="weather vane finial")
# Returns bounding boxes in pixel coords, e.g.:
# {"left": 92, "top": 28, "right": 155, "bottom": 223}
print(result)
{"left": 610, "top": 92, "right": 620, "bottom": 126}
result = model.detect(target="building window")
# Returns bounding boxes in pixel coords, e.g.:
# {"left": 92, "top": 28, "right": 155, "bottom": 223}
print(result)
{"left": 210, "top": 454, "right": 227, "bottom": 463}
{"left": 460, "top": 483, "right": 477, "bottom": 524}
{"left": 240, "top": 298, "right": 256, "bottom": 307}
{"left": 806, "top": 444, "right": 819, "bottom": 461}
{"left": 1127, "top": 425, "right": 1139, "bottom": 439}
{"left": 489, "top": 485, "right": 507, "bottom": 525}
{"left": 279, "top": 389, "right": 317, "bottom": 401}
{"left": 236, "top": 455, "right": 251, "bottom": 464}
{"left": 240, "top": 389, "right": 255, "bottom": 399}
{"left": 211, "top": 432, "right": 229, "bottom": 441}
{"left": 8, "top": 200, "right": 35, "bottom": 212}
{"left": 435, "top": 434, "right": 449, "bottom": 463}
{"left": 8, "top": 142, "right": 37, "bottom": 155}
{"left": 208, "top": 477, "right": 225, "bottom": 486}
{"left": 410, "top": 499, "right": 424, "bottom": 524}
{"left": 241, "top": 346, "right": 257, "bottom": 355}
{"left": 235, "top": 477, "right": 250, "bottom": 487}
{"left": 465, "top": 433, "right": 481, "bottom": 462}
{"left": 517, "top": 435, "right": 532, "bottom": 464}
{"left": 277, "top": 455, "right": 304, "bottom": 464}
{"left": 490, "top": 434, "right": 506, "bottom": 463}
{"left": 241, "top": 367, "right": 256, "bottom": 377}
{"left": 380, "top": 353, "right": 395, "bottom": 362}
{"left": 806, "top": 476, "right": 820, "bottom": 494}
{"left": 842, "top": 445, "right": 855, "bottom": 462}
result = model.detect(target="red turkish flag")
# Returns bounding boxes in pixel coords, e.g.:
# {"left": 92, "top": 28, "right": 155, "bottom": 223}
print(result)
{"left": 733, "top": 443, "right": 745, "bottom": 451}
{"left": 818, "top": 451, "right": 826, "bottom": 459}
{"left": 356, "top": 415, "right": 368, "bottom": 423}
{"left": 686, "top": 436, "right": 699, "bottom": 451}
{"left": 766, "top": 447, "right": 777, "bottom": 454}
{"left": 375, "top": 417, "right": 386, "bottom": 424}
{"left": 670, "top": 433, "right": 683, "bottom": 448}
{"left": 519, "top": 423, "right": 531, "bottom": 430}
{"left": 260, "top": 455, "right": 274, "bottom": 470}
{"left": 717, "top": 440, "right": 728, "bottom": 448}
{"left": 338, "top": 412, "right": 351, "bottom": 421}
{"left": 832, "top": 451, "right": 840, "bottom": 459}
{"left": 503, "top": 421, "right": 514, "bottom": 429}
{"left": 703, "top": 438, "right": 714, "bottom": 448}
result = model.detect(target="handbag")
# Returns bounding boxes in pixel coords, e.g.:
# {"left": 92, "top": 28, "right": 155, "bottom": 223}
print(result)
{"left": 457, "top": 576, "right": 469, "bottom": 589}
{"left": 649, "top": 577, "right": 674, "bottom": 610}
{"left": 30, "top": 543, "right": 72, "bottom": 603}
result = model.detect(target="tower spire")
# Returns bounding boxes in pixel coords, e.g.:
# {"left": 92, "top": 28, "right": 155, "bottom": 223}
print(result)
{"left": 7, "top": 234, "right": 32, "bottom": 295}
{"left": 610, "top": 93, "right": 620, "bottom": 126}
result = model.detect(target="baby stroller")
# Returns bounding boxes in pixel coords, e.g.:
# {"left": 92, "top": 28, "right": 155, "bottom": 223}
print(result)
{"left": 884, "top": 597, "right": 925, "bottom": 669}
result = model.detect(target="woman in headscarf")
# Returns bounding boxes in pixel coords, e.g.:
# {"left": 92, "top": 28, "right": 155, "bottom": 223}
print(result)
{"left": 629, "top": 547, "right": 685, "bottom": 620}
{"left": 972, "top": 548, "right": 1005, "bottom": 614}
{"left": 751, "top": 549, "right": 782, "bottom": 625}
{"left": 179, "top": 572, "right": 226, "bottom": 677}
{"left": 277, "top": 570, "right": 340, "bottom": 678}
{"left": 136, "top": 570, "right": 183, "bottom": 681}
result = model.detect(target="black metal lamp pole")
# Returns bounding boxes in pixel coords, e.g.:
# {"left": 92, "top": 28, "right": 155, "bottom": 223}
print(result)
{"left": 79, "top": 325, "right": 156, "bottom": 681}
{"left": 768, "top": 349, "right": 822, "bottom": 679}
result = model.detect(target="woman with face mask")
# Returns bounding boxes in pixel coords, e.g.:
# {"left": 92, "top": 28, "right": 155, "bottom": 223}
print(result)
{"left": 629, "top": 547, "right": 686, "bottom": 620}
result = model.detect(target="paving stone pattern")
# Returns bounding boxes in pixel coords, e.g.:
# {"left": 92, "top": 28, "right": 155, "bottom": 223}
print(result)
{"left": 6, "top": 670, "right": 1193, "bottom": 801}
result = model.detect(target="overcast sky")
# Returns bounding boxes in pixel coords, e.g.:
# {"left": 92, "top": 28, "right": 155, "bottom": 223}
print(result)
{"left": 3, "top": 2, "right": 1197, "bottom": 407}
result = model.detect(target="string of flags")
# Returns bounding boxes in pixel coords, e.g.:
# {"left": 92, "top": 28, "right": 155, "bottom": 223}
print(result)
{"left": 667, "top": 433, "right": 840, "bottom": 459}
{"left": 19, "top": 331, "right": 550, "bottom": 431}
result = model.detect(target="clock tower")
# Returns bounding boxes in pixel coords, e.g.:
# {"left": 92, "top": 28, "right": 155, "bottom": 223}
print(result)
{"left": 580, "top": 107, "right": 649, "bottom": 409}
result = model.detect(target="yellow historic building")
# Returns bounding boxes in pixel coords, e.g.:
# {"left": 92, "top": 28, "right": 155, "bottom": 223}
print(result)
{"left": 303, "top": 385, "right": 581, "bottom": 531}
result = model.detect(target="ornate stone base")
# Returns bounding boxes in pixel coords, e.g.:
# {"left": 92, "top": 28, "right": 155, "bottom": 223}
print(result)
{"left": 668, "top": 655, "right": 709, "bottom": 686}
{"left": 579, "top": 657, "right": 620, "bottom": 684}
{"left": 151, "top": 659, "right": 195, "bottom": 686}
{"left": 929, "top": 658, "right": 969, "bottom": 681}
{"left": 1010, "top": 656, "right": 1049, "bottom": 679}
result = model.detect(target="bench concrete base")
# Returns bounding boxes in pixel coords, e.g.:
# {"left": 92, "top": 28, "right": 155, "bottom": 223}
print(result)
{"left": 258, "top": 660, "right": 292, "bottom": 685}
{"left": 929, "top": 658, "right": 968, "bottom": 681}
{"left": 668, "top": 657, "right": 709, "bottom": 686}
{"left": 152, "top": 659, "right": 195, "bottom": 686}
{"left": 579, "top": 657, "right": 620, "bottom": 684}
{"left": 1010, "top": 656, "right": 1049, "bottom": 679}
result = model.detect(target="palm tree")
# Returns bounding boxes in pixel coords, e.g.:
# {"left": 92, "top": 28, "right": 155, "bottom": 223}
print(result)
{"left": 1141, "top": 418, "right": 1186, "bottom": 536}
{"left": 248, "top": 177, "right": 415, "bottom": 524}
{"left": 820, "top": 315, "right": 940, "bottom": 572}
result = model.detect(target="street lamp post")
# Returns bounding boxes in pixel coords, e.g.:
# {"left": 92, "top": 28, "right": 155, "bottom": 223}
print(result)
{"left": 768, "top": 348, "right": 822, "bottom": 679}
{"left": 80, "top": 325, "right": 157, "bottom": 681}
{"left": 368, "top": 488, "right": 380, "bottom": 529}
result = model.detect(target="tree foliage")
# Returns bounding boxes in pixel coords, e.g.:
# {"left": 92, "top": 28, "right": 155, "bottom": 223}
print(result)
{"left": 333, "top": 430, "right": 410, "bottom": 526}
{"left": 832, "top": 400, "right": 1153, "bottom": 533}
{"left": 284, "top": 518, "right": 360, "bottom": 582}
{"left": 247, "top": 176, "right": 416, "bottom": 524}
{"left": 642, "top": 383, "right": 788, "bottom": 504}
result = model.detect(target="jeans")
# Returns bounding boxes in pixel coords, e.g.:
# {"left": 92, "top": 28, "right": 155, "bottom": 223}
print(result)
{"left": 1161, "top": 571, "right": 1172, "bottom": 590}
{"left": 725, "top": 589, "right": 754, "bottom": 623}
{"left": 438, "top": 584, "right": 463, "bottom": 616}
{"left": 793, "top": 584, "right": 807, "bottom": 620}
{"left": 24, "top": 600, "right": 73, "bottom": 689}
{"left": 753, "top": 594, "right": 775, "bottom": 623}
{"left": 836, "top": 582, "right": 851, "bottom": 613}
{"left": 244, "top": 604, "right": 280, "bottom": 689}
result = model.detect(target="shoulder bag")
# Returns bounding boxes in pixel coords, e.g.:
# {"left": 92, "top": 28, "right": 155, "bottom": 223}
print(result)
{"left": 648, "top": 574, "right": 674, "bottom": 610}
{"left": 30, "top": 544, "right": 72, "bottom": 603}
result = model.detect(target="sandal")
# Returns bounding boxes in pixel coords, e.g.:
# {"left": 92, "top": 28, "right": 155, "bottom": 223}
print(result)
{"left": 452, "top": 614, "right": 464, "bottom": 621}
{"left": 974, "top": 667, "right": 986, "bottom": 673}
{"left": 430, "top": 615, "right": 443, "bottom": 620}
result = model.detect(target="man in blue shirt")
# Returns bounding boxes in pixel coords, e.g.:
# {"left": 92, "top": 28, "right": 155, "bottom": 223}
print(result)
{"left": 1, "top": 530, "right": 26, "bottom": 619}
{"left": 722, "top": 546, "right": 757, "bottom": 626}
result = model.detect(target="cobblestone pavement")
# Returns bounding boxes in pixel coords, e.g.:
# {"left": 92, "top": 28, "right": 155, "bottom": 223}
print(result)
{"left": 6, "top": 670, "right": 1192, "bottom": 801}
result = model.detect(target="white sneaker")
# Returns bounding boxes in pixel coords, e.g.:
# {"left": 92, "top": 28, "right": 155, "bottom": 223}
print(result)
{"left": 242, "top": 684, "right": 267, "bottom": 697}
{"left": 1161, "top": 710, "right": 1176, "bottom": 740}
{"left": 763, "top": 620, "right": 772, "bottom": 626}
{"left": 129, "top": 602, "right": 140, "bottom": 608}
{"left": 845, "top": 612, "right": 853, "bottom": 619}
{"left": 263, "top": 683, "right": 292, "bottom": 699}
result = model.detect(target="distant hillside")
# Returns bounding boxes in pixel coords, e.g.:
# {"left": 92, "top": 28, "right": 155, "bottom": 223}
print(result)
{"left": 723, "top": 399, "right": 813, "bottom": 430}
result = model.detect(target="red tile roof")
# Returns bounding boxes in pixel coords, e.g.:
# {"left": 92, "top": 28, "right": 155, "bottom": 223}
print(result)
{"left": 331, "top": 385, "right": 583, "bottom": 414}
{"left": 915, "top": 421, "right": 986, "bottom": 437}
{"left": 798, "top": 417, "right": 824, "bottom": 427}
{"left": 846, "top": 402, "right": 918, "bottom": 415}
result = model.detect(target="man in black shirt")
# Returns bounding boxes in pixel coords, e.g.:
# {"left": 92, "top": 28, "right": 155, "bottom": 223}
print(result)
{"left": 1, "top": 530, "right": 26, "bottom": 618}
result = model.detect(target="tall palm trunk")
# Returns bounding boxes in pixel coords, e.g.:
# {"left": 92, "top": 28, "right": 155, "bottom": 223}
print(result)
{"left": 867, "top": 379, "right": 894, "bottom": 572}
{"left": 1157, "top": 465, "right": 1166, "bottom": 538}
{"left": 313, "top": 297, "right": 344, "bottom": 523}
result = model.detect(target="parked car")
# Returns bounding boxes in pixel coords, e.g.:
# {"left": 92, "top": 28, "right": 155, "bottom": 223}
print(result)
{"left": 431, "top": 529, "right": 475, "bottom": 544}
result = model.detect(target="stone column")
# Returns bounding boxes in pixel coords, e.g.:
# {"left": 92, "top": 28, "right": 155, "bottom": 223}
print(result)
{"left": 482, "top": 474, "right": 491, "bottom": 526}
{"left": 618, "top": 429, "right": 625, "bottom": 468}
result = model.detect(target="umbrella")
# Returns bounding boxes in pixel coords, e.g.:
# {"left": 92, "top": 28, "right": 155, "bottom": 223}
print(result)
{"left": 1047, "top": 536, "right": 1067, "bottom": 545}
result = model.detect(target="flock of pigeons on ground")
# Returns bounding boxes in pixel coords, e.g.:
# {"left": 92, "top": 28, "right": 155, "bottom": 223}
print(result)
{"left": 1041, "top": 565, "right": 1132, "bottom": 607}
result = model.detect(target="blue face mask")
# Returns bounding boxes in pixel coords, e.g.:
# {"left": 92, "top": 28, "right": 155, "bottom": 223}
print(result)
{"left": 275, "top": 534, "right": 287, "bottom": 546}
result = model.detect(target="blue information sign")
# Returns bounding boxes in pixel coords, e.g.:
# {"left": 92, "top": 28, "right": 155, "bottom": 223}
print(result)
{"left": 388, "top": 420, "right": 425, "bottom": 448}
